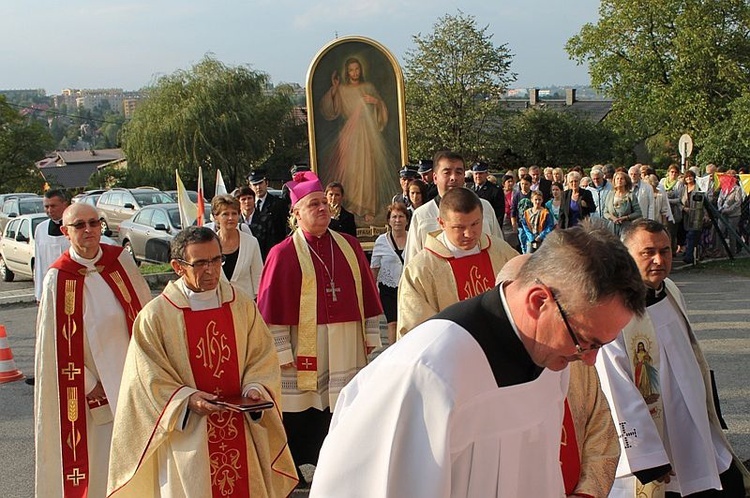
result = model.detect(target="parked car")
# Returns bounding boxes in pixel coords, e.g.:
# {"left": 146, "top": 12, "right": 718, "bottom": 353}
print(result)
{"left": 163, "top": 190, "right": 208, "bottom": 204}
{"left": 0, "top": 192, "right": 37, "bottom": 205}
{"left": 118, "top": 203, "right": 212, "bottom": 264}
{"left": 96, "top": 187, "right": 173, "bottom": 236}
{"left": 0, "top": 213, "right": 47, "bottom": 281}
{"left": 0, "top": 196, "right": 44, "bottom": 234}
{"left": 72, "top": 189, "right": 107, "bottom": 204}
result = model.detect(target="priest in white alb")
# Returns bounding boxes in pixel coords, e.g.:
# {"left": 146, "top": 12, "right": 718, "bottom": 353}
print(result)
{"left": 310, "top": 224, "right": 646, "bottom": 497}
{"left": 596, "top": 219, "right": 750, "bottom": 498}
{"left": 403, "top": 150, "right": 503, "bottom": 264}
{"left": 34, "top": 189, "right": 71, "bottom": 301}
{"left": 34, "top": 202, "right": 151, "bottom": 498}
{"left": 397, "top": 187, "right": 517, "bottom": 338}
{"left": 257, "top": 170, "right": 383, "bottom": 487}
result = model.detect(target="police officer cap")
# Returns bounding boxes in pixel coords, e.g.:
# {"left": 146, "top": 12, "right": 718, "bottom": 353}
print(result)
{"left": 399, "top": 166, "right": 419, "bottom": 179}
{"left": 472, "top": 162, "right": 489, "bottom": 173}
{"left": 417, "top": 159, "right": 433, "bottom": 174}
{"left": 247, "top": 170, "right": 267, "bottom": 184}
{"left": 290, "top": 161, "right": 311, "bottom": 174}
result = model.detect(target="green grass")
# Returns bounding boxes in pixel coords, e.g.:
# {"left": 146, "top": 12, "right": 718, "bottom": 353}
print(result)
{"left": 684, "top": 256, "right": 750, "bottom": 278}
{"left": 138, "top": 263, "right": 173, "bottom": 275}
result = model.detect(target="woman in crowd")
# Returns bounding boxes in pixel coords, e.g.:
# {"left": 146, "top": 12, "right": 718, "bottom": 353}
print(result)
{"left": 545, "top": 181, "right": 564, "bottom": 228}
{"left": 520, "top": 191, "right": 555, "bottom": 253}
{"left": 681, "top": 170, "right": 704, "bottom": 264}
{"left": 212, "top": 194, "right": 263, "bottom": 299}
{"left": 500, "top": 174, "right": 519, "bottom": 251}
{"left": 407, "top": 179, "right": 428, "bottom": 213}
{"left": 543, "top": 167, "right": 554, "bottom": 182}
{"left": 370, "top": 203, "right": 409, "bottom": 345}
{"left": 326, "top": 181, "right": 357, "bottom": 237}
{"left": 552, "top": 167, "right": 565, "bottom": 187}
{"left": 559, "top": 171, "right": 595, "bottom": 228}
{"left": 717, "top": 169, "right": 744, "bottom": 255}
{"left": 647, "top": 174, "right": 674, "bottom": 226}
{"left": 603, "top": 170, "right": 642, "bottom": 236}
{"left": 659, "top": 164, "right": 685, "bottom": 254}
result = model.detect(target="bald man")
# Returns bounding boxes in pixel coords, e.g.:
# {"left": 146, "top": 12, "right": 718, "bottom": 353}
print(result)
{"left": 34, "top": 202, "right": 151, "bottom": 498}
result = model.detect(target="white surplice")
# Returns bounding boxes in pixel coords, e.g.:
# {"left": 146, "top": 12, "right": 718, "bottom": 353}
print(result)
{"left": 310, "top": 319, "right": 569, "bottom": 498}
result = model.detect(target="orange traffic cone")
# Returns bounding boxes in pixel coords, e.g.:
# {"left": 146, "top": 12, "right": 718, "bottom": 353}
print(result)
{"left": 0, "top": 325, "right": 24, "bottom": 384}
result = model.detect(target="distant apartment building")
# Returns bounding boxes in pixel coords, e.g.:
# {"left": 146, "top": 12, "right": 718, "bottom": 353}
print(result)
{"left": 54, "top": 88, "right": 145, "bottom": 115}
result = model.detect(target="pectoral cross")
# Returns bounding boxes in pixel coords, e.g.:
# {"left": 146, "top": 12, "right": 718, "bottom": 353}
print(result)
{"left": 325, "top": 280, "right": 341, "bottom": 302}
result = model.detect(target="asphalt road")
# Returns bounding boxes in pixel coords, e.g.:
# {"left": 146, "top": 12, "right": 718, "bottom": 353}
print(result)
{"left": 0, "top": 270, "right": 748, "bottom": 497}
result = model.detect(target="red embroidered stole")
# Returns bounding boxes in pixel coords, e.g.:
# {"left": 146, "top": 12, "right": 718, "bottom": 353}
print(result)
{"left": 559, "top": 399, "right": 581, "bottom": 495}
{"left": 444, "top": 250, "right": 495, "bottom": 301}
{"left": 51, "top": 246, "right": 144, "bottom": 497}
{"left": 183, "top": 304, "right": 251, "bottom": 498}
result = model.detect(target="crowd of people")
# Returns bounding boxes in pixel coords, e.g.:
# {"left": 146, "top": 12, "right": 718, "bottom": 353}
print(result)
{"left": 28, "top": 151, "right": 750, "bottom": 497}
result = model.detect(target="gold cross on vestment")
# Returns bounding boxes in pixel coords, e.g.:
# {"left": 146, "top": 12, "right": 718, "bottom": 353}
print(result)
{"left": 66, "top": 468, "right": 86, "bottom": 486}
{"left": 61, "top": 362, "right": 81, "bottom": 381}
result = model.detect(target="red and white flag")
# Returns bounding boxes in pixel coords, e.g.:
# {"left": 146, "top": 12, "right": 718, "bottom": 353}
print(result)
{"left": 196, "top": 167, "right": 205, "bottom": 227}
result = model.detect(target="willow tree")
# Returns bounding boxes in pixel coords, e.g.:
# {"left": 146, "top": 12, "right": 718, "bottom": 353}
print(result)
{"left": 404, "top": 12, "right": 516, "bottom": 161}
{"left": 122, "top": 55, "right": 297, "bottom": 190}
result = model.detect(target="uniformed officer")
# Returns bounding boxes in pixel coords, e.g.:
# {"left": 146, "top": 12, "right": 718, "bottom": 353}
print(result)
{"left": 472, "top": 162, "right": 505, "bottom": 226}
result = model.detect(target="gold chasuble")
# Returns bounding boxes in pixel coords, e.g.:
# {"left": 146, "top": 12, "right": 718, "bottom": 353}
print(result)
{"left": 183, "top": 303, "right": 251, "bottom": 497}
{"left": 108, "top": 280, "right": 297, "bottom": 498}
{"left": 50, "top": 248, "right": 145, "bottom": 498}
{"left": 292, "top": 229, "right": 366, "bottom": 391}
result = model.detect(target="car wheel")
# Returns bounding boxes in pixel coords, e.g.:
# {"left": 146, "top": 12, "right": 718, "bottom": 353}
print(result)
{"left": 100, "top": 218, "right": 110, "bottom": 235}
{"left": 0, "top": 255, "right": 15, "bottom": 282}
{"left": 123, "top": 240, "right": 140, "bottom": 266}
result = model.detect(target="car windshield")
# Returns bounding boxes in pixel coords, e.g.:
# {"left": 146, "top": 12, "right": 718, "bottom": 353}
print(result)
{"left": 168, "top": 208, "right": 182, "bottom": 229}
{"left": 166, "top": 206, "right": 212, "bottom": 230}
{"left": 19, "top": 198, "right": 44, "bottom": 215}
{"left": 133, "top": 192, "right": 173, "bottom": 206}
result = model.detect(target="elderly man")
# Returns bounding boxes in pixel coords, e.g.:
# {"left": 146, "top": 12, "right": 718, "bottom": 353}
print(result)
{"left": 34, "top": 189, "right": 70, "bottom": 301}
{"left": 404, "top": 150, "right": 503, "bottom": 263}
{"left": 108, "top": 227, "right": 297, "bottom": 497}
{"left": 596, "top": 219, "right": 750, "bottom": 497}
{"left": 34, "top": 203, "right": 151, "bottom": 498}
{"left": 529, "top": 164, "right": 552, "bottom": 202}
{"left": 257, "top": 170, "right": 383, "bottom": 487}
{"left": 310, "top": 223, "right": 646, "bottom": 497}
{"left": 588, "top": 166, "right": 613, "bottom": 219}
{"left": 472, "top": 162, "right": 505, "bottom": 225}
{"left": 628, "top": 165, "right": 655, "bottom": 220}
{"left": 397, "top": 188, "right": 517, "bottom": 338}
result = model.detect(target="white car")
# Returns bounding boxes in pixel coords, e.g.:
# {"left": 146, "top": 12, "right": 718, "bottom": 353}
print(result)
{"left": 0, "top": 213, "right": 47, "bottom": 281}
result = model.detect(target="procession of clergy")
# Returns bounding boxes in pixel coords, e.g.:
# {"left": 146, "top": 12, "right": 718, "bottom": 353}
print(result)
{"left": 33, "top": 150, "right": 750, "bottom": 497}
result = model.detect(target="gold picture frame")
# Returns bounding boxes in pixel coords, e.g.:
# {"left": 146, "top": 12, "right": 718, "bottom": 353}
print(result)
{"left": 306, "top": 36, "right": 407, "bottom": 225}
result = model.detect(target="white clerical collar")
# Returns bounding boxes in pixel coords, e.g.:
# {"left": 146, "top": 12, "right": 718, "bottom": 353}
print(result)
{"left": 69, "top": 246, "right": 102, "bottom": 269}
{"left": 437, "top": 231, "right": 480, "bottom": 258}
{"left": 177, "top": 279, "right": 220, "bottom": 310}
{"left": 498, "top": 282, "right": 524, "bottom": 343}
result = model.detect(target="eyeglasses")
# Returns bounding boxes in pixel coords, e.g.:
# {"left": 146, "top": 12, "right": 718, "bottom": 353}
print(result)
{"left": 66, "top": 218, "right": 103, "bottom": 230}
{"left": 178, "top": 255, "right": 225, "bottom": 270}
{"left": 536, "top": 279, "right": 601, "bottom": 355}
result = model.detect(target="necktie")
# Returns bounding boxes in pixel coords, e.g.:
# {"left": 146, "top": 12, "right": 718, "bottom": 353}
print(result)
{"left": 256, "top": 199, "right": 262, "bottom": 211}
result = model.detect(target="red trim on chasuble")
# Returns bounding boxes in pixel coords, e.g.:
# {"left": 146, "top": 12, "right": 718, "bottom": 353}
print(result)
{"left": 559, "top": 399, "right": 581, "bottom": 495}
{"left": 183, "top": 304, "right": 251, "bottom": 498}
{"left": 445, "top": 250, "right": 495, "bottom": 301}
{"left": 54, "top": 273, "right": 89, "bottom": 498}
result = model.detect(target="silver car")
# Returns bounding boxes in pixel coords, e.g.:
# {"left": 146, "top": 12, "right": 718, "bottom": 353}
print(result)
{"left": 118, "top": 203, "right": 211, "bottom": 264}
{"left": 0, "top": 213, "right": 47, "bottom": 281}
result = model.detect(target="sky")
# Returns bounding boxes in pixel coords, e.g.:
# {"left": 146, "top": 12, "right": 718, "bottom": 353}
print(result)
{"left": 1, "top": 0, "right": 601, "bottom": 94}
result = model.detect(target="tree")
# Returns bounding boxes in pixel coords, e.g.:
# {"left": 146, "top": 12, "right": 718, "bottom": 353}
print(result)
{"left": 0, "top": 96, "right": 52, "bottom": 193}
{"left": 404, "top": 11, "right": 516, "bottom": 161}
{"left": 699, "top": 92, "right": 750, "bottom": 169}
{"left": 122, "top": 55, "right": 300, "bottom": 191}
{"left": 567, "top": 0, "right": 750, "bottom": 147}
{"left": 497, "top": 108, "right": 620, "bottom": 168}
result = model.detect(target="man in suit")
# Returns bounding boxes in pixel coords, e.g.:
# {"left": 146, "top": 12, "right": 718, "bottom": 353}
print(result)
{"left": 472, "top": 162, "right": 505, "bottom": 226}
{"left": 248, "top": 169, "right": 289, "bottom": 259}
{"left": 529, "top": 165, "right": 552, "bottom": 203}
